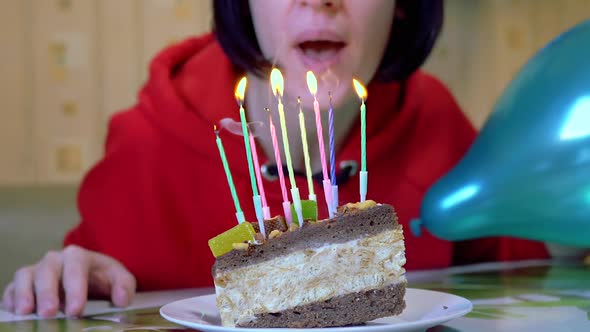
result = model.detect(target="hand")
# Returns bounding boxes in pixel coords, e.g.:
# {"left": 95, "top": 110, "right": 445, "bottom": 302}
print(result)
{"left": 2, "top": 245, "right": 136, "bottom": 318}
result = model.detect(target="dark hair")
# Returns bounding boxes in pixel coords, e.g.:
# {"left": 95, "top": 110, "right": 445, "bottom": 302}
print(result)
{"left": 213, "top": 0, "right": 443, "bottom": 83}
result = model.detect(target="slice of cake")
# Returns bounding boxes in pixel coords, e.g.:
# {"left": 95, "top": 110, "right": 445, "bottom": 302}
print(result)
{"left": 211, "top": 201, "right": 407, "bottom": 328}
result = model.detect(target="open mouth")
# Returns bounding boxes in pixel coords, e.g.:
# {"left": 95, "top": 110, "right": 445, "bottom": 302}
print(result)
{"left": 296, "top": 40, "right": 347, "bottom": 72}
{"left": 298, "top": 40, "right": 346, "bottom": 61}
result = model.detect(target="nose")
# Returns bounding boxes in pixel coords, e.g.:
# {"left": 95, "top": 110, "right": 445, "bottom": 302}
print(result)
{"left": 297, "top": 0, "right": 342, "bottom": 10}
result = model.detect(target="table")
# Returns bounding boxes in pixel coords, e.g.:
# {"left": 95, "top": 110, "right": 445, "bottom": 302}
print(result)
{"left": 1, "top": 260, "right": 589, "bottom": 331}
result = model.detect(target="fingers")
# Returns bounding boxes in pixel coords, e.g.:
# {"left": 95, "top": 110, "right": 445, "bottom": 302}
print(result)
{"left": 13, "top": 266, "right": 35, "bottom": 315}
{"left": 62, "top": 245, "right": 90, "bottom": 316}
{"left": 33, "top": 251, "right": 63, "bottom": 317}
{"left": 91, "top": 253, "right": 136, "bottom": 308}
{"left": 2, "top": 282, "right": 15, "bottom": 311}
{"left": 8, "top": 247, "right": 137, "bottom": 319}
{"left": 109, "top": 270, "right": 136, "bottom": 308}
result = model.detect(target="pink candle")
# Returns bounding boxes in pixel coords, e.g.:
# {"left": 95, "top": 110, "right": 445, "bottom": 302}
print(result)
{"left": 306, "top": 71, "right": 333, "bottom": 217}
{"left": 249, "top": 131, "right": 270, "bottom": 219}
{"left": 313, "top": 98, "right": 330, "bottom": 181}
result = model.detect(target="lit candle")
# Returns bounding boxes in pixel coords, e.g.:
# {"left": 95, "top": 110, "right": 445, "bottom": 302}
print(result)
{"left": 306, "top": 71, "right": 333, "bottom": 217}
{"left": 267, "top": 108, "right": 293, "bottom": 224}
{"left": 298, "top": 97, "right": 316, "bottom": 201}
{"left": 249, "top": 131, "right": 271, "bottom": 219}
{"left": 271, "top": 68, "right": 304, "bottom": 226}
{"left": 352, "top": 79, "right": 368, "bottom": 202}
{"left": 235, "top": 77, "right": 265, "bottom": 231}
{"left": 328, "top": 92, "right": 338, "bottom": 211}
{"left": 214, "top": 125, "right": 245, "bottom": 224}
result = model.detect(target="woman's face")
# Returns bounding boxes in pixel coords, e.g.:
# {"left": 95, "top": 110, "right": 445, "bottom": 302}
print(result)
{"left": 249, "top": 0, "right": 395, "bottom": 109}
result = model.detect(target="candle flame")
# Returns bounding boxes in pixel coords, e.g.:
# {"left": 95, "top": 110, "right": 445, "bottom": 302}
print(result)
{"left": 352, "top": 79, "right": 367, "bottom": 100}
{"left": 213, "top": 124, "right": 219, "bottom": 134}
{"left": 306, "top": 71, "right": 318, "bottom": 96}
{"left": 235, "top": 77, "right": 247, "bottom": 102}
{"left": 270, "top": 68, "right": 284, "bottom": 97}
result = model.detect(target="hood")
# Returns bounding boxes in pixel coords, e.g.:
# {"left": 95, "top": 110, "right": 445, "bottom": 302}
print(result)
{"left": 137, "top": 33, "right": 242, "bottom": 155}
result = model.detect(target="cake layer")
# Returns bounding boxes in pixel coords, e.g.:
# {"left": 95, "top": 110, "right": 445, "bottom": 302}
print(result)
{"left": 214, "top": 227, "right": 406, "bottom": 327}
{"left": 239, "top": 281, "right": 407, "bottom": 328}
{"left": 213, "top": 204, "right": 398, "bottom": 272}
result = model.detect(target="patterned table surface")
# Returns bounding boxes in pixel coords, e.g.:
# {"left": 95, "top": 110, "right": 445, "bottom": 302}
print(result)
{"left": 1, "top": 259, "right": 589, "bottom": 332}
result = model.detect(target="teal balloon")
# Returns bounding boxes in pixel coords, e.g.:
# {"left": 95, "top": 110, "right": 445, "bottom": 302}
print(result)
{"left": 412, "top": 19, "right": 590, "bottom": 247}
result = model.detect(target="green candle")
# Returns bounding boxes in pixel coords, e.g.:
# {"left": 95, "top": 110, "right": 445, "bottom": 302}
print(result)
{"left": 214, "top": 126, "right": 244, "bottom": 223}
{"left": 271, "top": 69, "right": 297, "bottom": 187}
{"left": 353, "top": 79, "right": 368, "bottom": 202}
{"left": 353, "top": 79, "right": 368, "bottom": 172}
{"left": 240, "top": 105, "right": 259, "bottom": 196}
{"left": 361, "top": 101, "right": 366, "bottom": 172}
{"left": 235, "top": 77, "right": 259, "bottom": 197}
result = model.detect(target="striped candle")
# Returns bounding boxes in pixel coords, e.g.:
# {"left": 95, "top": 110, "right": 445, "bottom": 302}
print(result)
{"left": 298, "top": 97, "right": 316, "bottom": 201}
{"left": 235, "top": 77, "right": 259, "bottom": 197}
{"left": 249, "top": 131, "right": 270, "bottom": 220}
{"left": 328, "top": 92, "right": 336, "bottom": 185}
{"left": 235, "top": 76, "right": 264, "bottom": 225}
{"left": 267, "top": 108, "right": 292, "bottom": 224}
{"left": 271, "top": 68, "right": 304, "bottom": 226}
{"left": 214, "top": 126, "right": 245, "bottom": 224}
{"left": 353, "top": 79, "right": 368, "bottom": 202}
{"left": 328, "top": 92, "right": 338, "bottom": 211}
{"left": 306, "top": 71, "right": 333, "bottom": 217}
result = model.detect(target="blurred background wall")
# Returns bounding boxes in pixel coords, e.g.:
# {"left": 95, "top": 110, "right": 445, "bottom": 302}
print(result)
{"left": 0, "top": 0, "right": 589, "bottom": 288}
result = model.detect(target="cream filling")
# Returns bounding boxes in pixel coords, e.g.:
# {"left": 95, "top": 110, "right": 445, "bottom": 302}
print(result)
{"left": 214, "top": 227, "right": 406, "bottom": 327}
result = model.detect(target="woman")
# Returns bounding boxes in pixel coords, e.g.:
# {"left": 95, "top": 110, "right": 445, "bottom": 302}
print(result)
{"left": 2, "top": 0, "right": 548, "bottom": 318}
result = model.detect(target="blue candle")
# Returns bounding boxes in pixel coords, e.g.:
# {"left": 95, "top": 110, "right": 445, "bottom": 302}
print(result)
{"left": 329, "top": 92, "right": 336, "bottom": 186}
{"left": 328, "top": 92, "right": 338, "bottom": 211}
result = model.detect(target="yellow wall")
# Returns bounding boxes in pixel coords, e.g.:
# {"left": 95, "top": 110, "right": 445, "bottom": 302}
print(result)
{"left": 423, "top": 0, "right": 590, "bottom": 128}
{"left": 0, "top": 0, "right": 212, "bottom": 186}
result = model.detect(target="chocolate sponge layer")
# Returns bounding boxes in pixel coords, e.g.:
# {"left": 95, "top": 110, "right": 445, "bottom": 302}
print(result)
{"left": 238, "top": 281, "right": 407, "bottom": 328}
{"left": 213, "top": 204, "right": 399, "bottom": 273}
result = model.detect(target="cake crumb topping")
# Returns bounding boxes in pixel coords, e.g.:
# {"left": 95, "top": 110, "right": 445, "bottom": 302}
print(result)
{"left": 338, "top": 200, "right": 377, "bottom": 215}
{"left": 232, "top": 243, "right": 250, "bottom": 250}
{"left": 269, "top": 230, "right": 283, "bottom": 239}
{"left": 252, "top": 215, "right": 288, "bottom": 237}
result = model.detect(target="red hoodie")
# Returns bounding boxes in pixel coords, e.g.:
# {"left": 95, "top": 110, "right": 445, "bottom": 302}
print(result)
{"left": 64, "top": 34, "right": 548, "bottom": 290}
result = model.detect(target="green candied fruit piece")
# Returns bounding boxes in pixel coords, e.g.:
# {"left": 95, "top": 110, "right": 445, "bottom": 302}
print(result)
{"left": 291, "top": 200, "right": 318, "bottom": 226}
{"left": 208, "top": 222, "right": 256, "bottom": 257}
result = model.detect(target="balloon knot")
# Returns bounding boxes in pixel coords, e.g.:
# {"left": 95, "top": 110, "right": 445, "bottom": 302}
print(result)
{"left": 410, "top": 219, "right": 423, "bottom": 237}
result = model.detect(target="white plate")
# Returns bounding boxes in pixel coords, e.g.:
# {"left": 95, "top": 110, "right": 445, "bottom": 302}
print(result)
{"left": 160, "top": 288, "right": 472, "bottom": 332}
